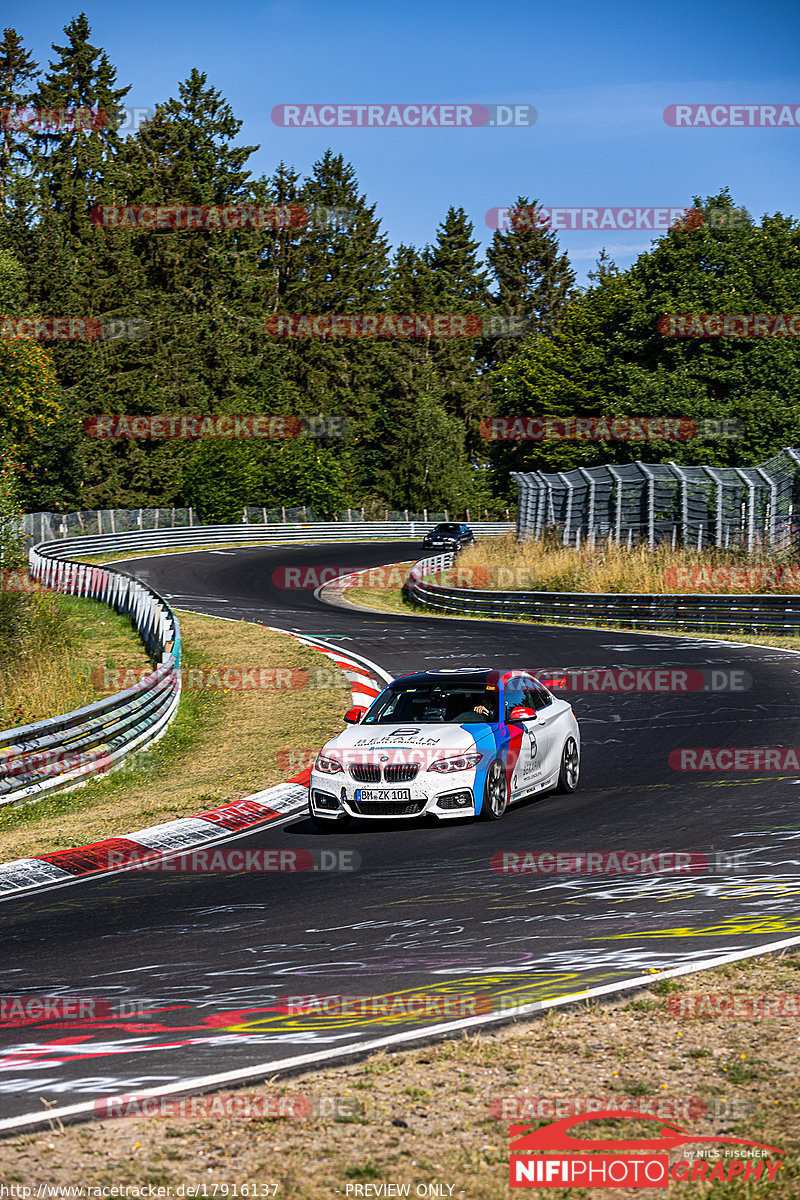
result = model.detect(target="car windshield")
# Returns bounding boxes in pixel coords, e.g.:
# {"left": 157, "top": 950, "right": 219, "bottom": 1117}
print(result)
{"left": 362, "top": 682, "right": 499, "bottom": 724}
{"left": 431, "top": 524, "right": 460, "bottom": 534}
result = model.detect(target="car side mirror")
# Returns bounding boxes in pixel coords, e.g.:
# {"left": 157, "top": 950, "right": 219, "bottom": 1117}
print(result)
{"left": 508, "top": 705, "right": 537, "bottom": 722}
{"left": 344, "top": 706, "right": 365, "bottom": 724}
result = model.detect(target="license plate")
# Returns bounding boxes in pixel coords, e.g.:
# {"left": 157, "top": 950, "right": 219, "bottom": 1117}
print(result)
{"left": 355, "top": 789, "right": 411, "bottom": 802}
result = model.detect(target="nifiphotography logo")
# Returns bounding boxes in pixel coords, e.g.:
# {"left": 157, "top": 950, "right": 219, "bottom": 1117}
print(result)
{"left": 508, "top": 1111, "right": 785, "bottom": 1189}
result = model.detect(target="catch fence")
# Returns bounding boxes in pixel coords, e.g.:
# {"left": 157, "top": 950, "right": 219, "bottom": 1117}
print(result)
{"left": 513, "top": 448, "right": 800, "bottom": 550}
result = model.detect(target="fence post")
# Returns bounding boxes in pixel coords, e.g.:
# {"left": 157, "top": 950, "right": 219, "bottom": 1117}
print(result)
{"left": 558, "top": 473, "right": 574, "bottom": 544}
{"left": 734, "top": 468, "right": 757, "bottom": 553}
{"left": 756, "top": 466, "right": 777, "bottom": 547}
{"left": 637, "top": 462, "right": 656, "bottom": 549}
{"left": 704, "top": 466, "right": 725, "bottom": 547}
{"left": 577, "top": 467, "right": 596, "bottom": 546}
{"left": 668, "top": 463, "right": 689, "bottom": 546}
{"left": 607, "top": 465, "right": 624, "bottom": 546}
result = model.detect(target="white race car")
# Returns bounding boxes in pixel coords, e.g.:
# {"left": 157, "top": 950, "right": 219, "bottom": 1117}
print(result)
{"left": 308, "top": 668, "right": 580, "bottom": 828}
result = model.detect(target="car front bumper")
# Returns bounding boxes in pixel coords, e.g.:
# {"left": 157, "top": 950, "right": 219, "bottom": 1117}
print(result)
{"left": 309, "top": 771, "right": 477, "bottom": 820}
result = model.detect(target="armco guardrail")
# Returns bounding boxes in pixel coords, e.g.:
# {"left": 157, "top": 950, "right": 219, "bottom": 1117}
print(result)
{"left": 0, "top": 547, "right": 182, "bottom": 807}
{"left": 6, "top": 523, "right": 507, "bottom": 806}
{"left": 35, "top": 520, "right": 513, "bottom": 558}
{"left": 405, "top": 554, "right": 800, "bottom": 634}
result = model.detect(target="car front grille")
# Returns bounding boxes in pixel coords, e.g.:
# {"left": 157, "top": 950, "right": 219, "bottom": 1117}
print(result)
{"left": 350, "top": 763, "right": 382, "bottom": 783}
{"left": 353, "top": 798, "right": 426, "bottom": 816}
{"left": 384, "top": 763, "right": 419, "bottom": 782}
{"left": 349, "top": 763, "right": 420, "bottom": 782}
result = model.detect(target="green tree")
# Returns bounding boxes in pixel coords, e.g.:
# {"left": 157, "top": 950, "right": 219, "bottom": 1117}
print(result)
{"left": 489, "top": 191, "right": 800, "bottom": 485}
{"left": 0, "top": 27, "right": 39, "bottom": 217}
{"left": 485, "top": 196, "right": 576, "bottom": 369}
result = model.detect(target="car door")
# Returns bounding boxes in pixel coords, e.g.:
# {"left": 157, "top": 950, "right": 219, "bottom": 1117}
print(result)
{"left": 503, "top": 676, "right": 536, "bottom": 798}
{"left": 523, "top": 678, "right": 562, "bottom": 781}
{"left": 504, "top": 674, "right": 556, "bottom": 795}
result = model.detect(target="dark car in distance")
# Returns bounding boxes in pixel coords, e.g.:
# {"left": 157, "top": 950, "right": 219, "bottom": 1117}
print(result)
{"left": 422, "top": 522, "right": 475, "bottom": 552}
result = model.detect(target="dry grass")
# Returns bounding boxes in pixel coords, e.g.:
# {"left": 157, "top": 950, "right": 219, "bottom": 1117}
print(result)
{"left": 2, "top": 950, "right": 798, "bottom": 1197}
{"left": 0, "top": 594, "right": 151, "bottom": 730}
{"left": 453, "top": 532, "right": 800, "bottom": 595}
{"left": 0, "top": 610, "right": 350, "bottom": 861}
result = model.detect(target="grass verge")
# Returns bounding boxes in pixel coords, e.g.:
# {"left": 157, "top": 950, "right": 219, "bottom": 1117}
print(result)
{"left": 2, "top": 950, "right": 798, "bottom": 1196}
{"left": 0, "top": 610, "right": 349, "bottom": 862}
{"left": 0, "top": 593, "right": 150, "bottom": 730}
{"left": 456, "top": 532, "right": 800, "bottom": 595}
{"left": 342, "top": 567, "right": 800, "bottom": 653}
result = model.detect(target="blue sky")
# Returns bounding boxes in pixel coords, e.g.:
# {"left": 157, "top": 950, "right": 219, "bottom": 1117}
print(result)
{"left": 15, "top": 0, "right": 800, "bottom": 282}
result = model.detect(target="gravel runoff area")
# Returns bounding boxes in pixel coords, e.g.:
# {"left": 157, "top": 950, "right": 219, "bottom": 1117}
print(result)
{"left": 0, "top": 951, "right": 798, "bottom": 1198}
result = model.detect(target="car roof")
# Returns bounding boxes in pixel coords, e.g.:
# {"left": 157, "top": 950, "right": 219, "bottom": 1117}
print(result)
{"left": 389, "top": 669, "right": 547, "bottom": 688}
{"left": 391, "top": 669, "right": 509, "bottom": 688}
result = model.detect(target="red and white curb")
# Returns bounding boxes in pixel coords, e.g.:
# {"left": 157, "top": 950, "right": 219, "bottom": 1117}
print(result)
{"left": 0, "top": 630, "right": 388, "bottom": 901}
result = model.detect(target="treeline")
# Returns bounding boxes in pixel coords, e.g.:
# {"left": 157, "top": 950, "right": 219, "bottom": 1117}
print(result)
{"left": 1, "top": 14, "right": 799, "bottom": 521}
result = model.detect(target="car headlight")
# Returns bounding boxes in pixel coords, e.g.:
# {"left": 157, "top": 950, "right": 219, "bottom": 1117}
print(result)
{"left": 315, "top": 753, "right": 344, "bottom": 774}
{"left": 428, "top": 752, "right": 483, "bottom": 774}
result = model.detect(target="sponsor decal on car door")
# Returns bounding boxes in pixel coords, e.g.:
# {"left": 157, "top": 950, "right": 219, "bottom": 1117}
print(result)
{"left": 502, "top": 679, "right": 536, "bottom": 797}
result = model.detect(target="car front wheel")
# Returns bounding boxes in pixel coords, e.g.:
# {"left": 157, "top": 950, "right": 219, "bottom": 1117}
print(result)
{"left": 480, "top": 760, "right": 509, "bottom": 820}
{"left": 556, "top": 737, "right": 580, "bottom": 793}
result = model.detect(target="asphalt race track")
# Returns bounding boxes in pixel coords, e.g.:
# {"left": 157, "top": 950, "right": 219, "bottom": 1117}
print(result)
{"left": 2, "top": 541, "right": 800, "bottom": 1127}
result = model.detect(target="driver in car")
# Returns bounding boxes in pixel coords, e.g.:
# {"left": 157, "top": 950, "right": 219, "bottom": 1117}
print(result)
{"left": 452, "top": 690, "right": 497, "bottom": 722}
